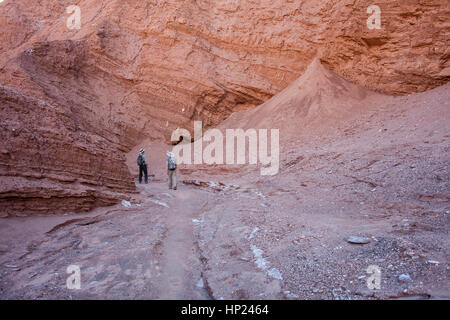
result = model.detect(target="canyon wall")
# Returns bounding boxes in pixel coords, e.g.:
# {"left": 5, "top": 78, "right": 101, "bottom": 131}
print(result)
{"left": 0, "top": 84, "right": 135, "bottom": 217}
{"left": 0, "top": 0, "right": 448, "bottom": 214}
{"left": 1, "top": 0, "right": 449, "bottom": 128}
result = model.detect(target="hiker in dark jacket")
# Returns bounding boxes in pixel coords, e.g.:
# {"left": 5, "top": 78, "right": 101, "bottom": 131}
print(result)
{"left": 137, "top": 148, "right": 148, "bottom": 184}
{"left": 166, "top": 151, "right": 177, "bottom": 190}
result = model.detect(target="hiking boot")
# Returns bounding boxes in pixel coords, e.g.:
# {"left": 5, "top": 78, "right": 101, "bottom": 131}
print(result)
{"left": 173, "top": 187, "right": 177, "bottom": 190}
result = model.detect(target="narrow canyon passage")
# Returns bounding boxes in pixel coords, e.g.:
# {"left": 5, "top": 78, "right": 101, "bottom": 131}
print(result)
{"left": 1, "top": 79, "right": 449, "bottom": 299}
{"left": 0, "top": 0, "right": 448, "bottom": 304}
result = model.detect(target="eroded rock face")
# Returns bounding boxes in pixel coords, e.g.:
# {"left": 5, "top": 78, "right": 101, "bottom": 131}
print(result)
{"left": 1, "top": 1, "right": 448, "bottom": 127}
{"left": 0, "top": 0, "right": 448, "bottom": 214}
{"left": 0, "top": 85, "right": 135, "bottom": 217}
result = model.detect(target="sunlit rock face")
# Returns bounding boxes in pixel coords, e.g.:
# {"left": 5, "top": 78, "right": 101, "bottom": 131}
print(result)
{"left": 1, "top": 1, "right": 449, "bottom": 127}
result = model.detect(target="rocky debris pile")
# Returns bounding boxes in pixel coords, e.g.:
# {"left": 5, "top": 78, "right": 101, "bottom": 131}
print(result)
{"left": 182, "top": 180, "right": 240, "bottom": 193}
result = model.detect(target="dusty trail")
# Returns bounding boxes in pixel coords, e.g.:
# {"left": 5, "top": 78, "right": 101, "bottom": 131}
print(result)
{"left": 0, "top": 181, "right": 215, "bottom": 299}
{"left": 141, "top": 182, "right": 211, "bottom": 299}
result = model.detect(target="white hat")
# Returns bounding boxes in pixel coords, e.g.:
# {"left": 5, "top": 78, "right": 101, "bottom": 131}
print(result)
{"left": 139, "top": 148, "right": 144, "bottom": 153}
{"left": 167, "top": 151, "right": 174, "bottom": 157}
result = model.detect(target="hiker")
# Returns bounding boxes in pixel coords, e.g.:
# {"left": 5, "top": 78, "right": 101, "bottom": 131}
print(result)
{"left": 167, "top": 151, "right": 177, "bottom": 190}
{"left": 137, "top": 148, "right": 148, "bottom": 184}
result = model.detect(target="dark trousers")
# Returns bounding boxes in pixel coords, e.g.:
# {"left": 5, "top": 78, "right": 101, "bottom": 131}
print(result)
{"left": 139, "top": 165, "right": 148, "bottom": 183}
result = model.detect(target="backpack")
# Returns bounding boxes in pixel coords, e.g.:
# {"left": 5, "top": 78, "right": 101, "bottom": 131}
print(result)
{"left": 168, "top": 157, "right": 176, "bottom": 170}
{"left": 137, "top": 154, "right": 144, "bottom": 166}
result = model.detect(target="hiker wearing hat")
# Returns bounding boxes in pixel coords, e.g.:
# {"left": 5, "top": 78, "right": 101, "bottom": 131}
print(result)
{"left": 166, "top": 151, "right": 177, "bottom": 190}
{"left": 137, "top": 148, "right": 148, "bottom": 184}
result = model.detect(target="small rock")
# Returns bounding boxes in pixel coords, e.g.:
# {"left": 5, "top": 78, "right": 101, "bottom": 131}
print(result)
{"left": 405, "top": 250, "right": 415, "bottom": 257}
{"left": 398, "top": 274, "right": 412, "bottom": 282}
{"left": 149, "top": 199, "right": 169, "bottom": 208}
{"left": 284, "top": 290, "right": 299, "bottom": 298}
{"left": 196, "top": 278, "right": 204, "bottom": 288}
{"left": 346, "top": 236, "right": 370, "bottom": 244}
{"left": 121, "top": 200, "right": 131, "bottom": 208}
{"left": 268, "top": 268, "right": 283, "bottom": 281}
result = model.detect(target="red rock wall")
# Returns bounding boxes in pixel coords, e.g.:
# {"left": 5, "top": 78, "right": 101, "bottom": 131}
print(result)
{"left": 0, "top": 0, "right": 448, "bottom": 215}
{"left": 0, "top": 85, "right": 135, "bottom": 217}
{"left": 1, "top": 1, "right": 448, "bottom": 127}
